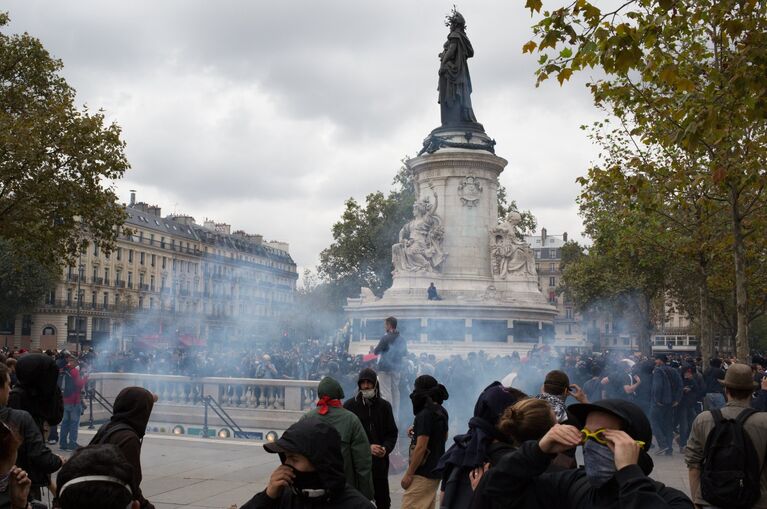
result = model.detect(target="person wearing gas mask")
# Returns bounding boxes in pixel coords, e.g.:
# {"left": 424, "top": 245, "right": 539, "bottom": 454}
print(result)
{"left": 479, "top": 399, "right": 693, "bottom": 509}
{"left": 343, "top": 368, "right": 398, "bottom": 509}
{"left": 239, "top": 418, "right": 373, "bottom": 509}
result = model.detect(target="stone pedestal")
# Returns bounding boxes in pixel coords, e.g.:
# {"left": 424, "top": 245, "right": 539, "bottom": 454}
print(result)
{"left": 346, "top": 125, "right": 557, "bottom": 358}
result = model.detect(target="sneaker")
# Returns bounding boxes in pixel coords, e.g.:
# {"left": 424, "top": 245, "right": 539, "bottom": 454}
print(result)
{"left": 653, "top": 447, "right": 669, "bottom": 456}
{"left": 47, "top": 439, "right": 57, "bottom": 444}
{"left": 59, "top": 444, "right": 70, "bottom": 451}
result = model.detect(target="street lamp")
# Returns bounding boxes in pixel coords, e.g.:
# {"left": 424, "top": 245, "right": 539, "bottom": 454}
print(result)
{"left": 75, "top": 255, "right": 84, "bottom": 354}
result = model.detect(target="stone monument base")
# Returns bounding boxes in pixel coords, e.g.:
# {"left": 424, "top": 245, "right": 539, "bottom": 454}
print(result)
{"left": 345, "top": 293, "right": 558, "bottom": 359}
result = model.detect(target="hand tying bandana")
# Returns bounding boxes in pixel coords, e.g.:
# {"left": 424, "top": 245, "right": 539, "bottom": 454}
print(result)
{"left": 316, "top": 395, "right": 343, "bottom": 415}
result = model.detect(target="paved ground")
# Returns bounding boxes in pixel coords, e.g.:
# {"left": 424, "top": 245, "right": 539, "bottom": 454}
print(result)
{"left": 67, "top": 430, "right": 690, "bottom": 508}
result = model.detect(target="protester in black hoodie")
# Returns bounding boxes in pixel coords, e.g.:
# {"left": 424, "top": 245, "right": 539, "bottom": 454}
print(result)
{"left": 0, "top": 363, "right": 61, "bottom": 504}
{"left": 240, "top": 417, "right": 373, "bottom": 509}
{"left": 435, "top": 381, "right": 525, "bottom": 509}
{"left": 89, "top": 387, "right": 156, "bottom": 509}
{"left": 480, "top": 399, "right": 693, "bottom": 509}
{"left": 343, "top": 368, "right": 398, "bottom": 509}
{"left": 8, "top": 353, "right": 63, "bottom": 437}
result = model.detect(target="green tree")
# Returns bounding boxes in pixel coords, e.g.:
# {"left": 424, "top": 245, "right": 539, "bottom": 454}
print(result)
{"left": 524, "top": 0, "right": 767, "bottom": 360}
{"left": 0, "top": 238, "right": 57, "bottom": 320}
{"left": 0, "top": 12, "right": 129, "bottom": 273}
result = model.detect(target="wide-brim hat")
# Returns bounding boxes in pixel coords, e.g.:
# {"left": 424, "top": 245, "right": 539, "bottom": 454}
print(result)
{"left": 724, "top": 363, "right": 757, "bottom": 391}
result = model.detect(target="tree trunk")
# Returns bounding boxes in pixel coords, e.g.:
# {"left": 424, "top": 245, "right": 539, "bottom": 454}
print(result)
{"left": 637, "top": 294, "right": 653, "bottom": 359}
{"left": 699, "top": 286, "right": 713, "bottom": 366}
{"left": 731, "top": 185, "right": 750, "bottom": 362}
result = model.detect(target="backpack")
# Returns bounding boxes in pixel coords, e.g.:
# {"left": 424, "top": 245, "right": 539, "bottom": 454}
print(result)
{"left": 700, "top": 407, "right": 761, "bottom": 509}
{"left": 58, "top": 369, "right": 79, "bottom": 398}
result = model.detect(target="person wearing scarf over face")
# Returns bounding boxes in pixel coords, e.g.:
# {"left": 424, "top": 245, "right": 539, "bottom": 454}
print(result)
{"left": 479, "top": 399, "right": 693, "bottom": 509}
{"left": 343, "top": 368, "right": 398, "bottom": 509}
{"left": 402, "top": 375, "right": 449, "bottom": 509}
{"left": 89, "top": 387, "right": 157, "bottom": 509}
{"left": 434, "top": 382, "right": 526, "bottom": 509}
{"left": 301, "top": 377, "right": 374, "bottom": 500}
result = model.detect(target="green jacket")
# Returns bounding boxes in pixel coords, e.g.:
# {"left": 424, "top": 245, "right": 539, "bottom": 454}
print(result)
{"left": 302, "top": 377, "right": 374, "bottom": 500}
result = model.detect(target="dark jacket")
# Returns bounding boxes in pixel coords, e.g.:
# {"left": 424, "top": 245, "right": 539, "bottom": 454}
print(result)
{"left": 373, "top": 332, "right": 407, "bottom": 373}
{"left": 0, "top": 406, "right": 62, "bottom": 488}
{"left": 89, "top": 387, "right": 155, "bottom": 509}
{"left": 8, "top": 354, "right": 63, "bottom": 435}
{"left": 343, "top": 369, "right": 398, "bottom": 480}
{"left": 651, "top": 364, "right": 682, "bottom": 406}
{"left": 240, "top": 418, "right": 374, "bottom": 509}
{"left": 481, "top": 440, "right": 693, "bottom": 509}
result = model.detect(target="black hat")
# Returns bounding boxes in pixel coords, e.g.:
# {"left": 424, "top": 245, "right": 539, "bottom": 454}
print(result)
{"left": 568, "top": 399, "right": 654, "bottom": 474}
{"left": 357, "top": 367, "right": 377, "bottom": 387}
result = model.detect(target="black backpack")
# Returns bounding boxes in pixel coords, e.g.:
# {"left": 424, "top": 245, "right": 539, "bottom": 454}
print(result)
{"left": 58, "top": 369, "right": 78, "bottom": 398}
{"left": 700, "top": 407, "right": 761, "bottom": 509}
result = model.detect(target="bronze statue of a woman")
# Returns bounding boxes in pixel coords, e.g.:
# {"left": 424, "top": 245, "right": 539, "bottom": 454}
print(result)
{"left": 438, "top": 9, "right": 478, "bottom": 126}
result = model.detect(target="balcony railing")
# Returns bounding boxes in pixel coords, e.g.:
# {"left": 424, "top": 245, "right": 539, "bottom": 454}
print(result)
{"left": 139, "top": 284, "right": 150, "bottom": 291}
{"left": 87, "top": 372, "right": 318, "bottom": 413}
{"left": 115, "top": 281, "right": 126, "bottom": 288}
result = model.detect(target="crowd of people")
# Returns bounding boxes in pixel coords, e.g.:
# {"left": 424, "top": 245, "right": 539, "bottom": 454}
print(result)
{"left": 2, "top": 316, "right": 767, "bottom": 508}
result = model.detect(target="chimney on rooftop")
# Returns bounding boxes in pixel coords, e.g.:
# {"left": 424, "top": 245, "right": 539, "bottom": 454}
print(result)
{"left": 563, "top": 232, "right": 568, "bottom": 242}
{"left": 130, "top": 190, "right": 136, "bottom": 206}
{"left": 541, "top": 227, "right": 548, "bottom": 244}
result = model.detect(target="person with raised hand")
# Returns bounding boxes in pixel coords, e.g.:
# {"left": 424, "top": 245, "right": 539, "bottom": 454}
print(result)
{"left": 479, "top": 399, "right": 693, "bottom": 509}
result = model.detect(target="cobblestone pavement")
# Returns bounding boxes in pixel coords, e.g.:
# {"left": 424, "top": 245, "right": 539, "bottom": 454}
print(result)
{"left": 65, "top": 431, "right": 690, "bottom": 508}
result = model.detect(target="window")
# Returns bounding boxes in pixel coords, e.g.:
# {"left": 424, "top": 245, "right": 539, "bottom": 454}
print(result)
{"left": 150, "top": 275, "right": 155, "bottom": 291}
{"left": 161, "top": 276, "right": 166, "bottom": 290}
{"left": 171, "top": 239, "right": 176, "bottom": 250}
{"left": 139, "top": 231, "right": 144, "bottom": 243}
{"left": 91, "top": 291, "right": 97, "bottom": 308}
{"left": 566, "top": 324, "right": 572, "bottom": 335}
{"left": 549, "top": 276, "right": 556, "bottom": 287}
{"left": 149, "top": 297, "right": 154, "bottom": 309}
{"left": 128, "top": 249, "right": 134, "bottom": 263}
{"left": 116, "top": 247, "right": 122, "bottom": 261}
{"left": 150, "top": 233, "right": 155, "bottom": 244}
{"left": 115, "top": 294, "right": 120, "bottom": 307}
{"left": 140, "top": 252, "right": 145, "bottom": 265}
{"left": 161, "top": 237, "right": 165, "bottom": 249}
{"left": 151, "top": 254, "right": 156, "bottom": 267}
{"left": 139, "top": 273, "right": 145, "bottom": 286}
{"left": 127, "top": 272, "right": 133, "bottom": 288}
{"left": 92, "top": 267, "right": 98, "bottom": 282}
{"left": 93, "top": 242, "right": 99, "bottom": 257}
{"left": 116, "top": 270, "right": 122, "bottom": 283}
{"left": 565, "top": 307, "right": 573, "bottom": 319}
{"left": 138, "top": 296, "right": 144, "bottom": 308}
{"left": 162, "top": 256, "right": 167, "bottom": 269}
{"left": 173, "top": 260, "right": 178, "bottom": 271}
{"left": 46, "top": 289, "right": 55, "bottom": 305}
{"left": 104, "top": 268, "right": 110, "bottom": 285}
{"left": 103, "top": 293, "right": 109, "bottom": 308}
{"left": 549, "top": 263, "right": 556, "bottom": 272}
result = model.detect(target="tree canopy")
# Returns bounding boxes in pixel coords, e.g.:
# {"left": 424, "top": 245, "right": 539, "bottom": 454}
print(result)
{"left": 0, "top": 12, "right": 129, "bottom": 274}
{"left": 524, "top": 0, "right": 767, "bottom": 359}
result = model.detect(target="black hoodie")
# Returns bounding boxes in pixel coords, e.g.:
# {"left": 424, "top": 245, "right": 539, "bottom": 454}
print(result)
{"left": 241, "top": 418, "right": 374, "bottom": 509}
{"left": 89, "top": 387, "right": 155, "bottom": 509}
{"left": 8, "top": 353, "right": 63, "bottom": 434}
{"left": 343, "top": 368, "right": 398, "bottom": 477}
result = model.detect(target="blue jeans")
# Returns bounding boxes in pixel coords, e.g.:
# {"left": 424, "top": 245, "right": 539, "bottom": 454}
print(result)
{"left": 60, "top": 403, "right": 81, "bottom": 448}
{"left": 704, "top": 392, "right": 725, "bottom": 411}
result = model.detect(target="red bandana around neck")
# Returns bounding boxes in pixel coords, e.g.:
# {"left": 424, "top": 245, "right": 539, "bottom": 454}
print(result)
{"left": 316, "top": 395, "right": 343, "bottom": 415}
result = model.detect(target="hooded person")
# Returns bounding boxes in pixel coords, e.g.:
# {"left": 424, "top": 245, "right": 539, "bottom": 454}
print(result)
{"left": 434, "top": 381, "right": 526, "bottom": 509}
{"left": 301, "top": 377, "right": 374, "bottom": 500}
{"left": 479, "top": 399, "right": 693, "bottom": 509}
{"left": 240, "top": 418, "right": 374, "bottom": 509}
{"left": 343, "top": 368, "right": 398, "bottom": 509}
{"left": 402, "top": 375, "right": 450, "bottom": 509}
{"left": 89, "top": 386, "right": 156, "bottom": 509}
{"left": 0, "top": 362, "right": 62, "bottom": 504}
{"left": 8, "top": 353, "right": 64, "bottom": 437}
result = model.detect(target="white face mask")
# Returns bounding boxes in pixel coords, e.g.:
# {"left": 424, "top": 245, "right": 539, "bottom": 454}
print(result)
{"left": 361, "top": 389, "right": 376, "bottom": 399}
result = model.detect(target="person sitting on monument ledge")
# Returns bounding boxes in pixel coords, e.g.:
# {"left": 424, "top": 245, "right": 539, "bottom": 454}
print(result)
{"left": 427, "top": 282, "right": 442, "bottom": 301}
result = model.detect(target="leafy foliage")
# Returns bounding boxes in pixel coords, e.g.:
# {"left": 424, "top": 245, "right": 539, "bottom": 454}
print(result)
{"left": 0, "top": 238, "right": 57, "bottom": 320}
{"left": 525, "top": 0, "right": 767, "bottom": 359}
{"left": 0, "top": 13, "right": 129, "bottom": 274}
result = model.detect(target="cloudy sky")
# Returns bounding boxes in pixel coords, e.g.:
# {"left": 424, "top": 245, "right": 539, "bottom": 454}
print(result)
{"left": 6, "top": 1, "right": 601, "bottom": 273}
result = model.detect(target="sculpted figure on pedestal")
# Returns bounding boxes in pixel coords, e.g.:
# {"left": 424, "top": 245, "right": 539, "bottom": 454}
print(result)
{"left": 490, "top": 212, "right": 536, "bottom": 279}
{"left": 438, "top": 8, "right": 478, "bottom": 126}
{"left": 392, "top": 186, "right": 446, "bottom": 273}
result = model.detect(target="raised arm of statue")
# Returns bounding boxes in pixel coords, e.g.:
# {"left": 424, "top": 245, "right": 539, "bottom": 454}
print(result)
{"left": 427, "top": 184, "right": 438, "bottom": 214}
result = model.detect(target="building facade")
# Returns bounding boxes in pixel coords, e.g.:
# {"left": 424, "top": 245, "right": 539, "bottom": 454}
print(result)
{"left": 1, "top": 196, "right": 297, "bottom": 351}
